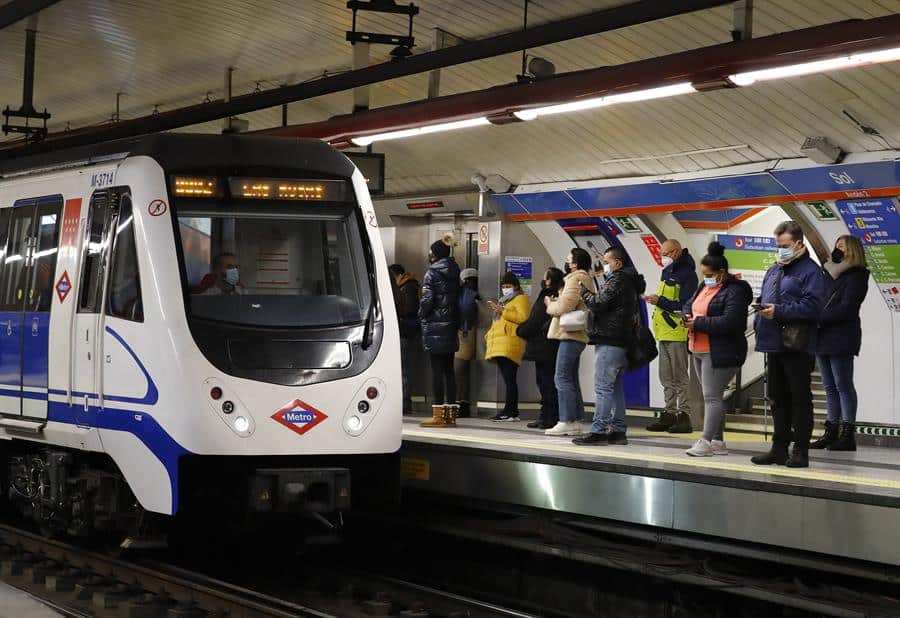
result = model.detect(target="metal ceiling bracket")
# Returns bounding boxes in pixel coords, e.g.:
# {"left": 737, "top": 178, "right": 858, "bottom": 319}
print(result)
{"left": 732, "top": 0, "right": 753, "bottom": 41}
{"left": 346, "top": 0, "right": 419, "bottom": 60}
{"left": 2, "top": 28, "right": 50, "bottom": 142}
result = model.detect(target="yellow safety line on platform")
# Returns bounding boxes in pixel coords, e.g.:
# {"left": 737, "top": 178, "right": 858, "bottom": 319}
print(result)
{"left": 403, "top": 429, "right": 900, "bottom": 491}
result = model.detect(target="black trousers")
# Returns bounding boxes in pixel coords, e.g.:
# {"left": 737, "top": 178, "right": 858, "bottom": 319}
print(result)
{"left": 768, "top": 351, "right": 815, "bottom": 448}
{"left": 430, "top": 352, "right": 456, "bottom": 405}
{"left": 496, "top": 357, "right": 519, "bottom": 416}
{"left": 535, "top": 358, "right": 559, "bottom": 425}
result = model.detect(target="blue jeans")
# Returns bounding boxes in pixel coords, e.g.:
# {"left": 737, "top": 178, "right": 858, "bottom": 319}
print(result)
{"left": 817, "top": 354, "right": 856, "bottom": 423}
{"left": 591, "top": 344, "right": 628, "bottom": 434}
{"left": 555, "top": 340, "right": 586, "bottom": 422}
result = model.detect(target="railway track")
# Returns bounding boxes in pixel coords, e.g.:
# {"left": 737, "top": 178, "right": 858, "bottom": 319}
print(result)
{"left": 0, "top": 523, "right": 537, "bottom": 617}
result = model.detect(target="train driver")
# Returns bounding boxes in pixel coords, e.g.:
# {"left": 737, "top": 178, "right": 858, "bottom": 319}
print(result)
{"left": 198, "top": 252, "right": 244, "bottom": 295}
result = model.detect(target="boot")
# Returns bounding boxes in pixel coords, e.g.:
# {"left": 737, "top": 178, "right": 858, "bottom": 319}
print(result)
{"left": 809, "top": 421, "right": 838, "bottom": 449}
{"left": 786, "top": 446, "right": 809, "bottom": 468}
{"left": 750, "top": 443, "right": 789, "bottom": 466}
{"left": 420, "top": 404, "right": 449, "bottom": 428}
{"left": 667, "top": 412, "right": 693, "bottom": 434}
{"left": 646, "top": 412, "right": 675, "bottom": 432}
{"left": 457, "top": 401, "right": 471, "bottom": 418}
{"left": 827, "top": 423, "right": 856, "bottom": 452}
{"left": 444, "top": 404, "right": 459, "bottom": 428}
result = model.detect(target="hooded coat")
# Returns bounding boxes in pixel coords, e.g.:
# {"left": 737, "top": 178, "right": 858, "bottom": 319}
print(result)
{"left": 584, "top": 266, "right": 647, "bottom": 348}
{"left": 484, "top": 291, "right": 529, "bottom": 365}
{"left": 418, "top": 257, "right": 461, "bottom": 354}
{"left": 685, "top": 275, "right": 754, "bottom": 368}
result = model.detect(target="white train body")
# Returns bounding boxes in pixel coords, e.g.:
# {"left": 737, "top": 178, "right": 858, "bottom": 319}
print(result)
{"left": 0, "top": 135, "right": 400, "bottom": 532}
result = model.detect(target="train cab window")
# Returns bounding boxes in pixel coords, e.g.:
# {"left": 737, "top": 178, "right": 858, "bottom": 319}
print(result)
{"left": 79, "top": 191, "right": 113, "bottom": 313}
{"left": 25, "top": 206, "right": 60, "bottom": 312}
{"left": 105, "top": 197, "right": 143, "bottom": 322}
{"left": 177, "top": 204, "right": 372, "bottom": 328}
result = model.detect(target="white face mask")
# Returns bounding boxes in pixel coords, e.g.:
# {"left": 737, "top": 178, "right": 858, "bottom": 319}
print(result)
{"left": 703, "top": 277, "right": 718, "bottom": 288}
{"left": 661, "top": 256, "right": 674, "bottom": 268}
{"left": 603, "top": 263, "right": 613, "bottom": 277}
{"left": 500, "top": 287, "right": 515, "bottom": 298}
{"left": 777, "top": 247, "right": 795, "bottom": 262}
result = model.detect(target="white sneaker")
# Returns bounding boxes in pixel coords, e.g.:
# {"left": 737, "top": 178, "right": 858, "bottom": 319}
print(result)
{"left": 544, "top": 421, "right": 582, "bottom": 436}
{"left": 686, "top": 438, "right": 714, "bottom": 457}
{"left": 711, "top": 440, "right": 729, "bottom": 455}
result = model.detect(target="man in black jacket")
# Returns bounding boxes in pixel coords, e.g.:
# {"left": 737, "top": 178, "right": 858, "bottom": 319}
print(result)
{"left": 575, "top": 246, "right": 646, "bottom": 446}
{"left": 389, "top": 264, "right": 420, "bottom": 414}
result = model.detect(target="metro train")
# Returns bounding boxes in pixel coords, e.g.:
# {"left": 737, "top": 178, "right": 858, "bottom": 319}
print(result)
{"left": 0, "top": 134, "right": 401, "bottom": 539}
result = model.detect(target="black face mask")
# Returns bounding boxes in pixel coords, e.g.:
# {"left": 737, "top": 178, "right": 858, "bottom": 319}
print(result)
{"left": 831, "top": 248, "right": 845, "bottom": 264}
{"left": 563, "top": 262, "right": 571, "bottom": 274}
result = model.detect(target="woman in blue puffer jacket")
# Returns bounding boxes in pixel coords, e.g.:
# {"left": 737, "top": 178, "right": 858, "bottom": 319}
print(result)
{"left": 419, "top": 238, "right": 461, "bottom": 412}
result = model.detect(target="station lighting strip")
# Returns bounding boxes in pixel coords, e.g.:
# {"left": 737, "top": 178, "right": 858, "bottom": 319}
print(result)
{"left": 347, "top": 45, "right": 900, "bottom": 147}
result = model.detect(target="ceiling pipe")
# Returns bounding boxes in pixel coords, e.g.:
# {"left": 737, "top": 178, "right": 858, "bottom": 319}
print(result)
{"left": 0, "top": 0, "right": 734, "bottom": 157}
{"left": 259, "top": 13, "right": 900, "bottom": 147}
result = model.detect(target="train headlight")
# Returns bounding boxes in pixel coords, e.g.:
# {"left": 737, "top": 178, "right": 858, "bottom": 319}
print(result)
{"left": 234, "top": 416, "right": 250, "bottom": 433}
{"left": 346, "top": 416, "right": 362, "bottom": 432}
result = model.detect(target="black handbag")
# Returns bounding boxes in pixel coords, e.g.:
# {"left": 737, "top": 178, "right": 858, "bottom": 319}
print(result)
{"left": 775, "top": 268, "right": 810, "bottom": 352}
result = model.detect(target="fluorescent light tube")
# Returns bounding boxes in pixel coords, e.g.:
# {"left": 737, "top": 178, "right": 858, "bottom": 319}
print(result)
{"left": 351, "top": 117, "right": 490, "bottom": 146}
{"left": 513, "top": 82, "right": 696, "bottom": 121}
{"left": 729, "top": 45, "right": 900, "bottom": 86}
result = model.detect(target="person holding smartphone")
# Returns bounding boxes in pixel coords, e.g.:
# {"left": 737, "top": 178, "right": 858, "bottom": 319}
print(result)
{"left": 484, "top": 272, "right": 530, "bottom": 421}
{"left": 682, "top": 242, "right": 753, "bottom": 457}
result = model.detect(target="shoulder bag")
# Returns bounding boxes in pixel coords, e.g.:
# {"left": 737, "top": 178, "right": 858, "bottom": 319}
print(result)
{"left": 626, "top": 293, "right": 658, "bottom": 371}
{"left": 559, "top": 308, "right": 588, "bottom": 332}
{"left": 775, "top": 268, "right": 810, "bottom": 352}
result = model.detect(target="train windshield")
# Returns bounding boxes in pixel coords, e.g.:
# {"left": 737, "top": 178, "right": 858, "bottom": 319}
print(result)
{"left": 177, "top": 203, "right": 372, "bottom": 328}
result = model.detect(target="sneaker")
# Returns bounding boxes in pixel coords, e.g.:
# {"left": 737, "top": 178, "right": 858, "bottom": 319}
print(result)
{"left": 686, "top": 438, "right": 714, "bottom": 457}
{"left": 710, "top": 440, "right": 728, "bottom": 455}
{"left": 572, "top": 432, "right": 609, "bottom": 446}
{"left": 544, "top": 421, "right": 582, "bottom": 436}
{"left": 490, "top": 413, "right": 520, "bottom": 422}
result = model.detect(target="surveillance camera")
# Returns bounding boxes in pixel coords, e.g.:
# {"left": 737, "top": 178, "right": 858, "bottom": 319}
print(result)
{"left": 470, "top": 174, "right": 488, "bottom": 192}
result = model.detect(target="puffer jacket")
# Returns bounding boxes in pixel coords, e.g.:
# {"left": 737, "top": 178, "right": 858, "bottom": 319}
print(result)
{"left": 546, "top": 270, "right": 596, "bottom": 343}
{"left": 517, "top": 287, "right": 561, "bottom": 362}
{"left": 685, "top": 275, "right": 753, "bottom": 368}
{"left": 419, "top": 257, "right": 461, "bottom": 354}
{"left": 817, "top": 264, "right": 869, "bottom": 356}
{"left": 485, "top": 292, "right": 529, "bottom": 365}
{"left": 584, "top": 266, "right": 646, "bottom": 348}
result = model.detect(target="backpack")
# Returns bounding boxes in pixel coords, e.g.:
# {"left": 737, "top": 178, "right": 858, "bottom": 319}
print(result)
{"left": 458, "top": 286, "right": 479, "bottom": 334}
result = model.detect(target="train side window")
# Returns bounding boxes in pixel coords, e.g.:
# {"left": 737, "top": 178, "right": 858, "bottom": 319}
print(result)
{"left": 106, "top": 196, "right": 143, "bottom": 322}
{"left": 25, "top": 200, "right": 62, "bottom": 312}
{"left": 0, "top": 209, "right": 11, "bottom": 309}
{"left": 0, "top": 205, "right": 35, "bottom": 312}
{"left": 78, "top": 191, "right": 112, "bottom": 313}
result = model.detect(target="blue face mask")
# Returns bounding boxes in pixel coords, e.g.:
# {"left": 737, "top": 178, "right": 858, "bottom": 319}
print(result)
{"left": 224, "top": 267, "right": 239, "bottom": 286}
{"left": 704, "top": 277, "right": 718, "bottom": 288}
{"left": 603, "top": 263, "right": 613, "bottom": 277}
{"left": 777, "top": 247, "right": 795, "bottom": 262}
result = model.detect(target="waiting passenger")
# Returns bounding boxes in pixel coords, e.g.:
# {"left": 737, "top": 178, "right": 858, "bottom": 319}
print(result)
{"left": 200, "top": 253, "right": 243, "bottom": 295}
{"left": 455, "top": 268, "right": 481, "bottom": 418}
{"left": 574, "top": 246, "right": 645, "bottom": 446}
{"left": 810, "top": 235, "right": 869, "bottom": 452}
{"left": 419, "top": 237, "right": 461, "bottom": 427}
{"left": 389, "top": 264, "right": 420, "bottom": 416}
{"left": 751, "top": 221, "right": 825, "bottom": 468}
{"left": 544, "top": 248, "right": 596, "bottom": 436}
{"left": 644, "top": 239, "right": 697, "bottom": 434}
{"left": 518, "top": 267, "right": 565, "bottom": 430}
{"left": 485, "top": 272, "right": 529, "bottom": 421}
{"left": 682, "top": 242, "right": 753, "bottom": 457}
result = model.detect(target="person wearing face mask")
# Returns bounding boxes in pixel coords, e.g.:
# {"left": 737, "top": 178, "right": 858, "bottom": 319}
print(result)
{"left": 484, "top": 272, "right": 530, "bottom": 421}
{"left": 544, "top": 248, "right": 596, "bottom": 436}
{"left": 517, "top": 267, "right": 565, "bottom": 429}
{"left": 682, "top": 242, "right": 753, "bottom": 457}
{"left": 575, "top": 246, "right": 646, "bottom": 446}
{"left": 643, "top": 239, "right": 697, "bottom": 434}
{"left": 751, "top": 221, "right": 826, "bottom": 468}
{"left": 455, "top": 268, "right": 482, "bottom": 418}
{"left": 810, "top": 235, "right": 869, "bottom": 451}
{"left": 201, "top": 253, "right": 244, "bottom": 295}
{"left": 419, "top": 237, "right": 462, "bottom": 427}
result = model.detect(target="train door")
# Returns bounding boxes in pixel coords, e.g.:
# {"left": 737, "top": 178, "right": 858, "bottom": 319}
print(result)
{"left": 0, "top": 196, "right": 62, "bottom": 420}
{"left": 73, "top": 189, "right": 116, "bottom": 426}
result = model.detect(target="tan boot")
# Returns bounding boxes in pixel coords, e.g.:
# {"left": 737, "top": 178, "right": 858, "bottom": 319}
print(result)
{"left": 420, "top": 404, "right": 449, "bottom": 428}
{"left": 444, "top": 404, "right": 459, "bottom": 428}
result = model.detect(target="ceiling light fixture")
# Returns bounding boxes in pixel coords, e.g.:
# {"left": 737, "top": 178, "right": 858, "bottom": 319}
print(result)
{"left": 513, "top": 82, "right": 697, "bottom": 121}
{"left": 728, "top": 45, "right": 900, "bottom": 86}
{"left": 350, "top": 117, "right": 490, "bottom": 146}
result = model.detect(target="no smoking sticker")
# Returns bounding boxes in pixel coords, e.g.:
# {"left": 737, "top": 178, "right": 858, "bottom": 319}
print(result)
{"left": 148, "top": 199, "right": 168, "bottom": 217}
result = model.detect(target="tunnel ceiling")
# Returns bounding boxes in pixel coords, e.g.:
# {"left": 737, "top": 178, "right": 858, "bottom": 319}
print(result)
{"left": 0, "top": 0, "right": 898, "bottom": 195}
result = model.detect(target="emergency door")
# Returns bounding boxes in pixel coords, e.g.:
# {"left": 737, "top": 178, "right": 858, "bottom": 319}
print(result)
{"left": 0, "top": 197, "right": 62, "bottom": 420}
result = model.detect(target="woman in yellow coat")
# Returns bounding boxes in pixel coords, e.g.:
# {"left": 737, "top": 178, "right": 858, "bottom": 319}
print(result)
{"left": 485, "top": 271, "right": 530, "bottom": 421}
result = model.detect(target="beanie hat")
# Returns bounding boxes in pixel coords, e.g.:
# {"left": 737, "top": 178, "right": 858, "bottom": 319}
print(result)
{"left": 501, "top": 271, "right": 520, "bottom": 287}
{"left": 430, "top": 239, "right": 451, "bottom": 260}
{"left": 460, "top": 268, "right": 478, "bottom": 281}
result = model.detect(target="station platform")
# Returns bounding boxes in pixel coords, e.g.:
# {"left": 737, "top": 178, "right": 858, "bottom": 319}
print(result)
{"left": 400, "top": 417, "right": 900, "bottom": 567}
{"left": 0, "top": 581, "right": 60, "bottom": 617}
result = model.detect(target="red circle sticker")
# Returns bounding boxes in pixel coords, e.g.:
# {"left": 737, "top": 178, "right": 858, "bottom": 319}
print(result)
{"left": 148, "top": 199, "right": 168, "bottom": 216}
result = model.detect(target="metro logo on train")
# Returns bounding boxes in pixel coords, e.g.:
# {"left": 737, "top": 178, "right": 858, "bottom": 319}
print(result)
{"left": 271, "top": 399, "right": 328, "bottom": 436}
